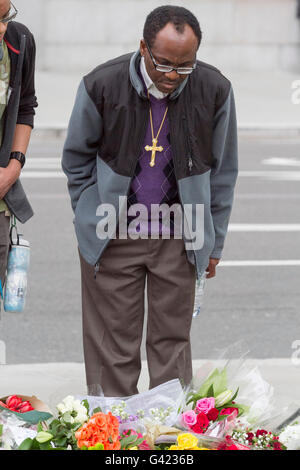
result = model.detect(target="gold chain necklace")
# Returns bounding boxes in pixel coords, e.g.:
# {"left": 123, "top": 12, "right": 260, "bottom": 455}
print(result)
{"left": 145, "top": 92, "right": 168, "bottom": 167}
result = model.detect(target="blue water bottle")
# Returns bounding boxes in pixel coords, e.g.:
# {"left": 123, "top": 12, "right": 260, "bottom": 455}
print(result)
{"left": 4, "top": 224, "right": 30, "bottom": 313}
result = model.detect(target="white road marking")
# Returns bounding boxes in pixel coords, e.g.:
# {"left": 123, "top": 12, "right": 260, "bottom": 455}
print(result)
{"left": 25, "top": 163, "right": 62, "bottom": 169}
{"left": 27, "top": 158, "right": 61, "bottom": 163}
{"left": 219, "top": 260, "right": 300, "bottom": 267}
{"left": 21, "top": 171, "right": 66, "bottom": 178}
{"left": 261, "top": 157, "right": 300, "bottom": 167}
{"left": 239, "top": 171, "right": 300, "bottom": 180}
{"left": 20, "top": 170, "right": 300, "bottom": 181}
{"left": 237, "top": 194, "right": 300, "bottom": 199}
{"left": 22, "top": 164, "right": 300, "bottom": 182}
{"left": 229, "top": 224, "right": 300, "bottom": 231}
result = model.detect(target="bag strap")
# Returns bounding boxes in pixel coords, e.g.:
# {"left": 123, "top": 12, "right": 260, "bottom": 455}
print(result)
{"left": 9, "top": 215, "right": 21, "bottom": 246}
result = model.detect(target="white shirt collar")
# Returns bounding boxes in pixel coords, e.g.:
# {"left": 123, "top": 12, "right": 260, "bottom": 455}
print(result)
{"left": 140, "top": 56, "right": 169, "bottom": 100}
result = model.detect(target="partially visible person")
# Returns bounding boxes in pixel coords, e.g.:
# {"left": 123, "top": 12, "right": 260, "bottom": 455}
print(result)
{"left": 0, "top": 1, "right": 37, "bottom": 289}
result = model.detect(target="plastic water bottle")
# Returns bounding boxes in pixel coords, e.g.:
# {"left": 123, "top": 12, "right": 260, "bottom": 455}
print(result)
{"left": 4, "top": 238, "right": 30, "bottom": 313}
{"left": 192, "top": 270, "right": 206, "bottom": 318}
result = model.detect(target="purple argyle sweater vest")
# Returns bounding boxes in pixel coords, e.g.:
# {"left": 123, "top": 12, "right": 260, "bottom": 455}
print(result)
{"left": 126, "top": 92, "right": 180, "bottom": 236}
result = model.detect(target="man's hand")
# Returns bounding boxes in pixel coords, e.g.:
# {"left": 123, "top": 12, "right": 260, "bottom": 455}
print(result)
{"left": 0, "top": 160, "right": 21, "bottom": 199}
{"left": 205, "top": 257, "right": 220, "bottom": 278}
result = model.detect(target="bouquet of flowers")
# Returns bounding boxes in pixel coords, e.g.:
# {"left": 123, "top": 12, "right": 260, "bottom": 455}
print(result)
{"left": 0, "top": 395, "right": 35, "bottom": 414}
{"left": 0, "top": 395, "right": 52, "bottom": 425}
{"left": 1, "top": 342, "right": 296, "bottom": 451}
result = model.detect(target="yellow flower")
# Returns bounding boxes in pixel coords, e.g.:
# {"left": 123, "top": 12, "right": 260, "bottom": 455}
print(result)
{"left": 188, "top": 446, "right": 211, "bottom": 450}
{"left": 177, "top": 433, "right": 198, "bottom": 450}
{"left": 169, "top": 445, "right": 181, "bottom": 450}
{"left": 128, "top": 446, "right": 138, "bottom": 450}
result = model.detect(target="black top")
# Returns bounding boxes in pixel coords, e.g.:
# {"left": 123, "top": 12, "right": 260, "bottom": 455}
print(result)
{"left": 4, "top": 20, "right": 38, "bottom": 128}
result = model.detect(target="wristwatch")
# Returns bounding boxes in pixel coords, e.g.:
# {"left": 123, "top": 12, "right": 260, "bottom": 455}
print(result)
{"left": 10, "top": 151, "right": 26, "bottom": 168}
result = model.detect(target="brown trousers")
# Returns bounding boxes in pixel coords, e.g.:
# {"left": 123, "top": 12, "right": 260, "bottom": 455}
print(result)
{"left": 0, "top": 212, "right": 10, "bottom": 287}
{"left": 79, "top": 236, "right": 196, "bottom": 397}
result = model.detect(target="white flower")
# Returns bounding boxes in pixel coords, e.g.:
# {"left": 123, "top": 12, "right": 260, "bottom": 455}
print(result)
{"left": 56, "top": 403, "right": 67, "bottom": 414}
{"left": 56, "top": 396, "right": 88, "bottom": 424}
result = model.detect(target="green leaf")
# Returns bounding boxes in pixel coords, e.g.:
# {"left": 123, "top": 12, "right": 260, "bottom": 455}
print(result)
{"left": 206, "top": 384, "right": 215, "bottom": 398}
{"left": 120, "top": 434, "right": 138, "bottom": 448}
{"left": 197, "top": 368, "right": 227, "bottom": 397}
{"left": 81, "top": 399, "right": 89, "bottom": 413}
{"left": 92, "top": 407, "right": 102, "bottom": 414}
{"left": 32, "top": 439, "right": 42, "bottom": 450}
{"left": 36, "top": 431, "right": 54, "bottom": 444}
{"left": 37, "top": 422, "right": 43, "bottom": 433}
{"left": 54, "top": 437, "right": 67, "bottom": 448}
{"left": 230, "top": 387, "right": 239, "bottom": 402}
{"left": 133, "top": 438, "right": 144, "bottom": 447}
{"left": 0, "top": 424, "right": 3, "bottom": 437}
{"left": 73, "top": 422, "right": 83, "bottom": 431}
{"left": 49, "top": 420, "right": 61, "bottom": 435}
{"left": 39, "top": 442, "right": 54, "bottom": 451}
{"left": 18, "top": 438, "right": 34, "bottom": 450}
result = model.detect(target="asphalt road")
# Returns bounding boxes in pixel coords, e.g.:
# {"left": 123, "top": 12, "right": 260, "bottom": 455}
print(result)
{"left": 0, "top": 133, "right": 300, "bottom": 363}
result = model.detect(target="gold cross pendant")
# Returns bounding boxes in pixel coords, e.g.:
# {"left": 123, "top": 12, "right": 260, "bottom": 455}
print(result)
{"left": 145, "top": 138, "right": 163, "bottom": 167}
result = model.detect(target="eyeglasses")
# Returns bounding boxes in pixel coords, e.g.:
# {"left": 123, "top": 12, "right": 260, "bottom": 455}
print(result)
{"left": 145, "top": 41, "right": 196, "bottom": 75}
{"left": 0, "top": 2, "right": 18, "bottom": 24}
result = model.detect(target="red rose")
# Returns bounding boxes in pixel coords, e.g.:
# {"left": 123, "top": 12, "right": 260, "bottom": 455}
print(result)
{"left": 218, "top": 436, "right": 249, "bottom": 451}
{"left": 6, "top": 395, "right": 22, "bottom": 410}
{"left": 273, "top": 441, "right": 282, "bottom": 450}
{"left": 191, "top": 412, "right": 209, "bottom": 433}
{"left": 220, "top": 407, "right": 239, "bottom": 416}
{"left": 218, "top": 436, "right": 239, "bottom": 450}
{"left": 247, "top": 432, "right": 254, "bottom": 443}
{"left": 207, "top": 408, "right": 219, "bottom": 421}
{"left": 256, "top": 429, "right": 268, "bottom": 438}
{"left": 15, "top": 401, "right": 34, "bottom": 413}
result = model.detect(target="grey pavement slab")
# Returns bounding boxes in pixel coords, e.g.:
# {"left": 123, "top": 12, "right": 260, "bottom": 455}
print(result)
{"left": 0, "top": 360, "right": 299, "bottom": 413}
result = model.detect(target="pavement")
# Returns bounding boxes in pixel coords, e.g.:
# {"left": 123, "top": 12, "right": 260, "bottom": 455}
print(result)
{"left": 1, "top": 359, "right": 300, "bottom": 413}
{"left": 1, "top": 67, "right": 300, "bottom": 408}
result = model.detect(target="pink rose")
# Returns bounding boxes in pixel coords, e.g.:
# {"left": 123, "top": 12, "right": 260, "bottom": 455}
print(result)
{"left": 181, "top": 410, "right": 197, "bottom": 428}
{"left": 195, "top": 397, "right": 215, "bottom": 415}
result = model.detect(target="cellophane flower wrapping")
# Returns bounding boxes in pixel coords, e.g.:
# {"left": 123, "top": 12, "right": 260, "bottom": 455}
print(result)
{"left": 78, "top": 378, "right": 185, "bottom": 434}
{"left": 179, "top": 341, "right": 277, "bottom": 436}
{"left": 0, "top": 410, "right": 37, "bottom": 450}
{"left": 261, "top": 404, "right": 300, "bottom": 450}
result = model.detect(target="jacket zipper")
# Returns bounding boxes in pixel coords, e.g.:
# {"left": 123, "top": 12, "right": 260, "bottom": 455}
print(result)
{"left": 94, "top": 106, "right": 149, "bottom": 279}
{"left": 182, "top": 115, "right": 193, "bottom": 174}
{"left": 170, "top": 106, "right": 200, "bottom": 279}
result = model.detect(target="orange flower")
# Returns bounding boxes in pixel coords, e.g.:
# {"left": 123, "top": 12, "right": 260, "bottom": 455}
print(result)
{"left": 75, "top": 412, "right": 120, "bottom": 450}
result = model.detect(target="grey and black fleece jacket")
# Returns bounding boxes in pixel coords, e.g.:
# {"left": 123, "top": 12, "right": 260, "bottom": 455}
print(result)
{"left": 62, "top": 51, "right": 238, "bottom": 279}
